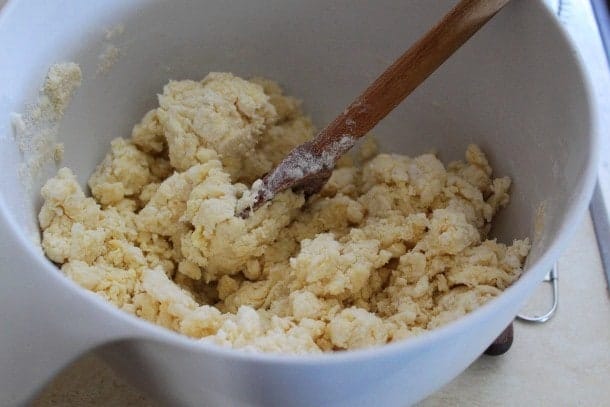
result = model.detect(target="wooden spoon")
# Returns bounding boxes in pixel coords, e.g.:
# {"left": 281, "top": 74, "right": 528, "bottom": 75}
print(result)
{"left": 484, "top": 323, "right": 514, "bottom": 356}
{"left": 240, "top": 0, "right": 511, "bottom": 218}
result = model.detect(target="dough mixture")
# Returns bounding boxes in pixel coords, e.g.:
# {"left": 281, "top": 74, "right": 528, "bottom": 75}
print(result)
{"left": 38, "top": 72, "right": 530, "bottom": 353}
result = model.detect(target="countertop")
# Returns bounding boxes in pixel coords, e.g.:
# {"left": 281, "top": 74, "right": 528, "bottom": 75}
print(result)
{"left": 20, "top": 0, "right": 610, "bottom": 405}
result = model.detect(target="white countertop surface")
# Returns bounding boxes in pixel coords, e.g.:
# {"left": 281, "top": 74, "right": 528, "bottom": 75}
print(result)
{"left": 15, "top": 0, "right": 610, "bottom": 405}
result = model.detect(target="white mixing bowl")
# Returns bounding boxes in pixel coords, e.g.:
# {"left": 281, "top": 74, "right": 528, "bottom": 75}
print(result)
{"left": 0, "top": 0, "right": 600, "bottom": 406}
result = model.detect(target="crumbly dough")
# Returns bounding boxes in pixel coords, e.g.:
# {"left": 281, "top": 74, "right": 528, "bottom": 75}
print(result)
{"left": 39, "top": 72, "right": 530, "bottom": 353}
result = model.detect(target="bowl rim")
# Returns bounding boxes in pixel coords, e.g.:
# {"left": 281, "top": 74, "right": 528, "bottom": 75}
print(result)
{"left": 0, "top": 0, "right": 601, "bottom": 365}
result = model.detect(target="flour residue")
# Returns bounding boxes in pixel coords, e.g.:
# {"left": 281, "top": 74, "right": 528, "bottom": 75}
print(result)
{"left": 534, "top": 200, "right": 547, "bottom": 243}
{"left": 97, "top": 24, "right": 125, "bottom": 75}
{"left": 43, "top": 62, "right": 82, "bottom": 116}
{"left": 12, "top": 63, "right": 82, "bottom": 192}
{"left": 104, "top": 23, "right": 125, "bottom": 40}
{"left": 97, "top": 45, "right": 121, "bottom": 75}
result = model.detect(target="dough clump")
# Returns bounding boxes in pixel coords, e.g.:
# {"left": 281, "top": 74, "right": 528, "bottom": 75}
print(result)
{"left": 39, "top": 72, "right": 529, "bottom": 353}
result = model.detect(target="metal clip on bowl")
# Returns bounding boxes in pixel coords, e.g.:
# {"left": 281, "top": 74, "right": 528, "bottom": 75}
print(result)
{"left": 516, "top": 263, "right": 558, "bottom": 323}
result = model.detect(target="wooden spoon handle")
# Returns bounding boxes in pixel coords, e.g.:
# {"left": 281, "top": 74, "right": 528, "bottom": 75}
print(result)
{"left": 310, "top": 0, "right": 511, "bottom": 154}
{"left": 239, "top": 0, "right": 511, "bottom": 217}
{"left": 484, "top": 323, "right": 514, "bottom": 356}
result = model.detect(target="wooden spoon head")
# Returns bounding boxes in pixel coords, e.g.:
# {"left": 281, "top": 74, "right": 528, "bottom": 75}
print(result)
{"left": 238, "top": 138, "right": 350, "bottom": 218}
{"left": 237, "top": 161, "right": 333, "bottom": 219}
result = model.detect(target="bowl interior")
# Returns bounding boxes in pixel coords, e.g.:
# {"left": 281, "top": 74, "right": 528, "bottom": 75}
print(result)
{"left": 0, "top": 0, "right": 592, "bottom": 278}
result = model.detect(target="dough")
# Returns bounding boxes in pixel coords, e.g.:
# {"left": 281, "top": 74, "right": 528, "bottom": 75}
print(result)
{"left": 39, "top": 72, "right": 530, "bottom": 353}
